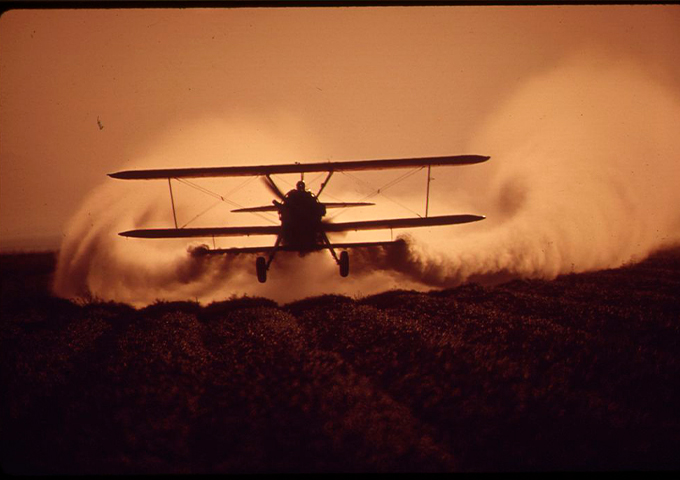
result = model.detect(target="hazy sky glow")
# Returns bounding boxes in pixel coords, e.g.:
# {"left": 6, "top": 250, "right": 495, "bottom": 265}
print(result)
{"left": 2, "top": 5, "right": 678, "bottom": 249}
{"left": 2, "top": 5, "right": 680, "bottom": 304}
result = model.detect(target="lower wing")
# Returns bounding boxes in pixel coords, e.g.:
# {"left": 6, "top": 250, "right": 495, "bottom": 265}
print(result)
{"left": 119, "top": 214, "right": 483, "bottom": 239}
{"left": 323, "top": 214, "right": 485, "bottom": 232}
{"left": 119, "top": 225, "right": 281, "bottom": 238}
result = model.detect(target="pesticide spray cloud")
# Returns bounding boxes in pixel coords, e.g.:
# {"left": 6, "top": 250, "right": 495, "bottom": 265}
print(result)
{"left": 54, "top": 57, "right": 680, "bottom": 305}
{"left": 53, "top": 114, "right": 421, "bottom": 305}
{"left": 368, "top": 56, "right": 680, "bottom": 287}
{"left": 53, "top": 116, "right": 306, "bottom": 305}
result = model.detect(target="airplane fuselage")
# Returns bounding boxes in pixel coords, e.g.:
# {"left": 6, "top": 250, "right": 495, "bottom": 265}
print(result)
{"left": 275, "top": 188, "right": 327, "bottom": 252}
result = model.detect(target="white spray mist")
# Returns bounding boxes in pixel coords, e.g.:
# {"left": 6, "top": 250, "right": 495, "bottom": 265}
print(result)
{"left": 377, "top": 57, "right": 680, "bottom": 286}
{"left": 53, "top": 58, "right": 680, "bottom": 305}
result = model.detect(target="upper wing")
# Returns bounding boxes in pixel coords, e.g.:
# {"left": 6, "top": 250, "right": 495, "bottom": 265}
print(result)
{"left": 119, "top": 225, "right": 280, "bottom": 238}
{"left": 108, "top": 155, "right": 490, "bottom": 180}
{"left": 323, "top": 214, "right": 485, "bottom": 232}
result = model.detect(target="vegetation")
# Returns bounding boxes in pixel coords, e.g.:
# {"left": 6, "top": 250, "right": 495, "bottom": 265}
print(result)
{"left": 1, "top": 249, "right": 679, "bottom": 472}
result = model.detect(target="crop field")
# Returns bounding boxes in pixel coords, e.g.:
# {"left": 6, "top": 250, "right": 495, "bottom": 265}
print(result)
{"left": 1, "top": 249, "right": 679, "bottom": 473}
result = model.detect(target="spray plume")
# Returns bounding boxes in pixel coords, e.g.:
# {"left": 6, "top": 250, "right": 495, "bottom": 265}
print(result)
{"left": 53, "top": 59, "right": 680, "bottom": 305}
{"left": 368, "top": 57, "right": 680, "bottom": 287}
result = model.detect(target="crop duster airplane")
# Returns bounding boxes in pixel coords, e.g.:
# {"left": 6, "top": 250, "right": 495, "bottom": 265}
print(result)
{"left": 109, "top": 155, "right": 489, "bottom": 283}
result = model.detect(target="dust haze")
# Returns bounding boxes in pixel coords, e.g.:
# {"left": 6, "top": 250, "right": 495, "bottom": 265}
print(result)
{"left": 53, "top": 58, "right": 680, "bottom": 305}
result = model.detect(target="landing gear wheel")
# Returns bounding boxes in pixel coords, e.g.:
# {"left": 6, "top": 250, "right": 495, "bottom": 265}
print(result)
{"left": 256, "top": 256, "right": 267, "bottom": 283}
{"left": 339, "top": 251, "right": 349, "bottom": 277}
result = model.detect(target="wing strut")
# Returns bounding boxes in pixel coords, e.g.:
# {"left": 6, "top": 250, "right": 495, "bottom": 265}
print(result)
{"left": 168, "top": 178, "right": 178, "bottom": 229}
{"left": 317, "top": 170, "right": 334, "bottom": 197}
{"left": 425, "top": 164, "right": 432, "bottom": 218}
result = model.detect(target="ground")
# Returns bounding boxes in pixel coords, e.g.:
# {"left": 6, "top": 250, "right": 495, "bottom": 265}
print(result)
{"left": 1, "top": 249, "right": 679, "bottom": 473}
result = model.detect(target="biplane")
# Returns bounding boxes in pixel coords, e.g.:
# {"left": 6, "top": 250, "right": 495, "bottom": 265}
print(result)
{"left": 109, "top": 155, "right": 489, "bottom": 282}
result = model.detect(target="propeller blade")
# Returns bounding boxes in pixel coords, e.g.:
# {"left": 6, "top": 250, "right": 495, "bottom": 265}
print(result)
{"left": 321, "top": 202, "right": 375, "bottom": 209}
{"left": 262, "top": 175, "right": 286, "bottom": 200}
{"left": 232, "top": 205, "right": 279, "bottom": 213}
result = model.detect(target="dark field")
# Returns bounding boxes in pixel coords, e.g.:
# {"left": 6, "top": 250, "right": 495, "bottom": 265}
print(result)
{"left": 1, "top": 250, "right": 679, "bottom": 473}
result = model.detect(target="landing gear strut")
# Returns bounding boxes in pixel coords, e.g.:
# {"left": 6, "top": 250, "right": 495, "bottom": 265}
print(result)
{"left": 255, "top": 235, "right": 283, "bottom": 283}
{"left": 320, "top": 232, "right": 350, "bottom": 278}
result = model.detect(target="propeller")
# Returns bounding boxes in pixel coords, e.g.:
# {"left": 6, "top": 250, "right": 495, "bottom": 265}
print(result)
{"left": 262, "top": 175, "right": 286, "bottom": 200}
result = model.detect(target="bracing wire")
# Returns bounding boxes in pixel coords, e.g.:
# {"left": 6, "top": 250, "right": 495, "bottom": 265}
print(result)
{"left": 265, "top": 173, "right": 345, "bottom": 204}
{"left": 173, "top": 166, "right": 425, "bottom": 227}
{"left": 330, "top": 167, "right": 425, "bottom": 220}
{"left": 180, "top": 199, "right": 223, "bottom": 229}
{"left": 224, "top": 175, "right": 259, "bottom": 198}
{"left": 174, "top": 177, "right": 279, "bottom": 225}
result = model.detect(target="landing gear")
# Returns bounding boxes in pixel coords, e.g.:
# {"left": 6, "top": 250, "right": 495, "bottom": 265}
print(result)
{"left": 320, "top": 232, "right": 349, "bottom": 278}
{"left": 339, "top": 251, "right": 349, "bottom": 277}
{"left": 256, "top": 256, "right": 267, "bottom": 283}
{"left": 255, "top": 235, "right": 283, "bottom": 283}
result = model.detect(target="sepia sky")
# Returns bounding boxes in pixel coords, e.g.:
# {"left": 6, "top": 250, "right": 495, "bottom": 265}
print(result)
{"left": 1, "top": 5, "right": 679, "bottom": 251}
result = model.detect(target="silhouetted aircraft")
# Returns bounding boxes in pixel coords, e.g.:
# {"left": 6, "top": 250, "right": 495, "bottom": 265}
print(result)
{"left": 109, "top": 155, "right": 489, "bottom": 282}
